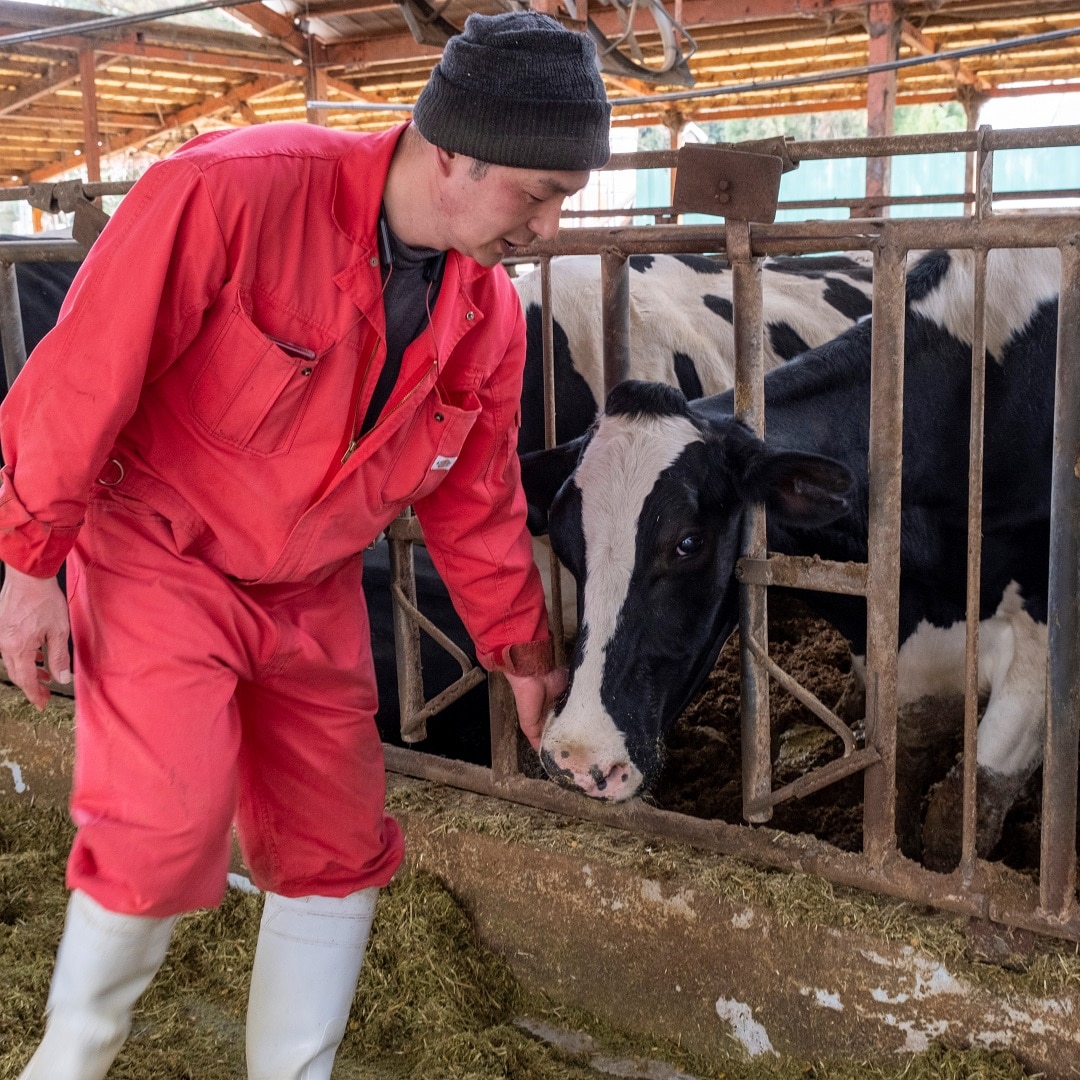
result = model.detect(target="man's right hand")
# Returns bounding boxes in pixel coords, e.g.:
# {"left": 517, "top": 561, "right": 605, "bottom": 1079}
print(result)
{"left": 0, "top": 565, "right": 71, "bottom": 709}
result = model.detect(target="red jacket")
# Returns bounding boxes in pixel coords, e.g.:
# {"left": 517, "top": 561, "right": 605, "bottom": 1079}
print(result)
{"left": 0, "top": 123, "right": 549, "bottom": 671}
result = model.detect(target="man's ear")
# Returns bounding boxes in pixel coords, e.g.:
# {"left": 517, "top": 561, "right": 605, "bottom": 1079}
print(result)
{"left": 518, "top": 436, "right": 587, "bottom": 535}
{"left": 433, "top": 144, "right": 456, "bottom": 177}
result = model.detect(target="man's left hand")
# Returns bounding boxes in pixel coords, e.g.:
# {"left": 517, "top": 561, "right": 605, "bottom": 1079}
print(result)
{"left": 504, "top": 667, "right": 568, "bottom": 750}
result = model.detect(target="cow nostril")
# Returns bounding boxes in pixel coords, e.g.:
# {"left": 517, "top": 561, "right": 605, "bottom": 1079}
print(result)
{"left": 588, "top": 764, "right": 608, "bottom": 792}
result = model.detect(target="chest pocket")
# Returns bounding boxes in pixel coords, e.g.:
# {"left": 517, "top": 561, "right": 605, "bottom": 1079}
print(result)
{"left": 189, "top": 281, "right": 334, "bottom": 457}
{"left": 381, "top": 384, "right": 481, "bottom": 506}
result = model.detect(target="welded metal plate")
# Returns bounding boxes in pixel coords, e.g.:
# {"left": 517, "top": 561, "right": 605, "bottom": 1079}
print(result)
{"left": 672, "top": 145, "right": 784, "bottom": 222}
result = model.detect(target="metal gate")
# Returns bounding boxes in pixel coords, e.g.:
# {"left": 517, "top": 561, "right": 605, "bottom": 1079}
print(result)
{"left": 1, "top": 126, "right": 1077, "bottom": 943}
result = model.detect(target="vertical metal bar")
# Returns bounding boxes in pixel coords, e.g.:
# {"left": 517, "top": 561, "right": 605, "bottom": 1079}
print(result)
{"left": 1039, "top": 237, "right": 1080, "bottom": 919}
{"left": 975, "top": 125, "right": 994, "bottom": 221}
{"left": 0, "top": 260, "right": 27, "bottom": 390}
{"left": 600, "top": 248, "right": 630, "bottom": 393}
{"left": 730, "top": 221, "right": 772, "bottom": 824}
{"left": 960, "top": 249, "right": 988, "bottom": 883}
{"left": 389, "top": 517, "right": 426, "bottom": 743}
{"left": 540, "top": 257, "right": 566, "bottom": 666}
{"left": 489, "top": 671, "right": 520, "bottom": 782}
{"left": 862, "top": 234, "right": 906, "bottom": 865}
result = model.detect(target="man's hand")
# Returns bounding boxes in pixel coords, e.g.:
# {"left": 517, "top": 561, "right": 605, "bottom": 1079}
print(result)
{"left": 504, "top": 666, "right": 568, "bottom": 751}
{"left": 0, "top": 565, "right": 71, "bottom": 710}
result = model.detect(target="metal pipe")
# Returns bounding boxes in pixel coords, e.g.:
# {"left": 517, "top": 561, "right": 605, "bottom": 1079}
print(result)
{"left": 0, "top": 261, "right": 28, "bottom": 390}
{"left": 960, "top": 249, "right": 988, "bottom": 884}
{"left": 1039, "top": 237, "right": 1080, "bottom": 920}
{"left": 609, "top": 25, "right": 1080, "bottom": 109}
{"left": 600, "top": 249, "right": 631, "bottom": 393}
{"left": 861, "top": 233, "right": 907, "bottom": 867}
{"left": 729, "top": 220, "right": 772, "bottom": 825}
{"left": 540, "top": 257, "right": 567, "bottom": 666}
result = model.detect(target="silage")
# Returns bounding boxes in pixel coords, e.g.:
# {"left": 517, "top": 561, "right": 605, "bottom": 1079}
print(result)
{"left": 0, "top": 782, "right": 1042, "bottom": 1080}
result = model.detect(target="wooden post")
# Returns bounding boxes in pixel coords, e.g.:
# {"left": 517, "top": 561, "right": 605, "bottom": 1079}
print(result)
{"left": 662, "top": 108, "right": 685, "bottom": 211}
{"left": 305, "top": 65, "right": 328, "bottom": 126}
{"left": 78, "top": 46, "right": 101, "bottom": 184}
{"left": 865, "top": 1, "right": 899, "bottom": 216}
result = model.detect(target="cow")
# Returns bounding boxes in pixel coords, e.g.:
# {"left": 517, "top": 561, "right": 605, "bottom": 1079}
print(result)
{"left": 513, "top": 251, "right": 874, "bottom": 454}
{"left": 521, "top": 246, "right": 1060, "bottom": 872}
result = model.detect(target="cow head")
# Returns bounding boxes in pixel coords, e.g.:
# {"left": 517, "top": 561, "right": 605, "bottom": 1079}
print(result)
{"left": 520, "top": 380, "right": 853, "bottom": 802}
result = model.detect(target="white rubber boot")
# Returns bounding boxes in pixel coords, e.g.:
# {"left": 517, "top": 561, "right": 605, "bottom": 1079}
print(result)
{"left": 246, "top": 888, "right": 378, "bottom": 1080}
{"left": 18, "top": 889, "right": 178, "bottom": 1080}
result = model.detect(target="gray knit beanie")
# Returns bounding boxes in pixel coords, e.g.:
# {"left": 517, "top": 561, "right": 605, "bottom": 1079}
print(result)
{"left": 413, "top": 11, "right": 611, "bottom": 171}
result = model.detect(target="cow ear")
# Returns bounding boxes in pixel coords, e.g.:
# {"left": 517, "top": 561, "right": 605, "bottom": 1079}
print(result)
{"left": 750, "top": 450, "right": 854, "bottom": 527}
{"left": 518, "top": 437, "right": 587, "bottom": 535}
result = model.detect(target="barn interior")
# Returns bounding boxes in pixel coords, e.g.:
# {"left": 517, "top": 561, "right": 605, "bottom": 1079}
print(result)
{"left": 3, "top": 2, "right": 1080, "bottom": 1078}
{"left": 3, "top": 0, "right": 1080, "bottom": 189}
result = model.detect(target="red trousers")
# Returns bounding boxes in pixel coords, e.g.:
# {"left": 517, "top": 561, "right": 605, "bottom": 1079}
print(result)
{"left": 65, "top": 491, "right": 403, "bottom": 917}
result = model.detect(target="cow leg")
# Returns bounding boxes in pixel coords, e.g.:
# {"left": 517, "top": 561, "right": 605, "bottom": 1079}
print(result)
{"left": 894, "top": 693, "right": 964, "bottom": 861}
{"left": 922, "top": 586, "right": 1047, "bottom": 872}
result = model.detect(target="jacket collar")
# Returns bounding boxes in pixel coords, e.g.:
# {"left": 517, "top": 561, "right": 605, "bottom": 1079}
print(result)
{"left": 332, "top": 123, "right": 494, "bottom": 337}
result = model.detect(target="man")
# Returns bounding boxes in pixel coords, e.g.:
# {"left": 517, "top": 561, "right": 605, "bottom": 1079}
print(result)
{"left": 0, "top": 11, "right": 609, "bottom": 1079}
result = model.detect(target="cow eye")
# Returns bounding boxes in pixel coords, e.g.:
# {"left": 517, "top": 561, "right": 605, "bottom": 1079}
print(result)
{"left": 676, "top": 534, "right": 703, "bottom": 558}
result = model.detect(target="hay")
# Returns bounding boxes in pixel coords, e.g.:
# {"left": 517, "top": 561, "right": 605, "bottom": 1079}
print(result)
{"left": 0, "top": 795, "right": 1044, "bottom": 1079}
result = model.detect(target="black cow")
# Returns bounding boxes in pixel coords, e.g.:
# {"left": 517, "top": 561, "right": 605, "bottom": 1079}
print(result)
{"left": 522, "top": 247, "right": 1059, "bottom": 871}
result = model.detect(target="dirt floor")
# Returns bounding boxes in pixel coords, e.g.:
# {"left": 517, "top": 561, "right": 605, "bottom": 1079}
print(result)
{"left": 0, "top": 790, "right": 1048, "bottom": 1080}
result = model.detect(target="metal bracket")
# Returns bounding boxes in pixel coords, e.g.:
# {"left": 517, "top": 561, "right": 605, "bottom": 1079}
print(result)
{"left": 26, "top": 180, "right": 110, "bottom": 249}
{"left": 672, "top": 145, "right": 784, "bottom": 223}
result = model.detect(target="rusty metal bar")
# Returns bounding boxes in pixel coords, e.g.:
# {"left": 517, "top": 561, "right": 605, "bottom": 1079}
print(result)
{"left": 540, "top": 257, "right": 567, "bottom": 666}
{"left": 563, "top": 188, "right": 1080, "bottom": 225}
{"left": 600, "top": 249, "right": 631, "bottom": 393}
{"left": 736, "top": 553, "right": 867, "bottom": 596}
{"left": 960, "top": 250, "right": 988, "bottom": 884}
{"left": 602, "top": 124, "right": 1080, "bottom": 173}
{"left": 525, "top": 215, "right": 1080, "bottom": 261}
{"left": 975, "top": 126, "right": 994, "bottom": 222}
{"left": 0, "top": 182, "right": 132, "bottom": 202}
{"left": 0, "top": 239, "right": 85, "bottom": 263}
{"left": 861, "top": 233, "right": 907, "bottom": 867}
{"left": 728, "top": 220, "right": 772, "bottom": 826}
{"left": 0, "top": 260, "right": 28, "bottom": 390}
{"left": 1039, "top": 237, "right": 1080, "bottom": 920}
{"left": 388, "top": 517, "right": 427, "bottom": 744}
{"left": 749, "top": 747, "right": 882, "bottom": 812}
{"left": 488, "top": 671, "right": 520, "bottom": 782}
{"left": 743, "top": 633, "right": 859, "bottom": 756}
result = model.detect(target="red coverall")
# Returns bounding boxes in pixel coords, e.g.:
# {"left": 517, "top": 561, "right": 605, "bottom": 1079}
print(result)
{"left": 0, "top": 122, "right": 551, "bottom": 916}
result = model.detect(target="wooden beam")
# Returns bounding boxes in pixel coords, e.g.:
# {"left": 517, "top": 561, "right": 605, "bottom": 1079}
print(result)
{"left": 0, "top": 58, "right": 81, "bottom": 117}
{"left": 865, "top": 0, "right": 899, "bottom": 211}
{"left": 78, "top": 45, "right": 100, "bottom": 183}
{"left": 28, "top": 72, "right": 290, "bottom": 181}
{"left": 230, "top": 2, "right": 318, "bottom": 60}
{"left": 900, "top": 20, "right": 994, "bottom": 93}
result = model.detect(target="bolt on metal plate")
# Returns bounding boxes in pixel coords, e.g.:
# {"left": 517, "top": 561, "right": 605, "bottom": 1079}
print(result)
{"left": 672, "top": 145, "right": 784, "bottom": 223}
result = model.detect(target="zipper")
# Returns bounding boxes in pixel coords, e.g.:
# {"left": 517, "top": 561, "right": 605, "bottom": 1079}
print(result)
{"left": 341, "top": 357, "right": 437, "bottom": 466}
{"left": 340, "top": 334, "right": 382, "bottom": 465}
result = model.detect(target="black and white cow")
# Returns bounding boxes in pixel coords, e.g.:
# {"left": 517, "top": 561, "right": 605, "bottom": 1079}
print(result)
{"left": 522, "top": 247, "right": 1060, "bottom": 871}
{"left": 513, "top": 252, "right": 874, "bottom": 454}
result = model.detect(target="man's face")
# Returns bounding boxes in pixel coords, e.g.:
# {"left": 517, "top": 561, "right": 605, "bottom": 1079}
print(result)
{"left": 438, "top": 156, "right": 591, "bottom": 267}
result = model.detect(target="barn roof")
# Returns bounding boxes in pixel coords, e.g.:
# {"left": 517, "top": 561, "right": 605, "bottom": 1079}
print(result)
{"left": 2, "top": 0, "right": 1080, "bottom": 183}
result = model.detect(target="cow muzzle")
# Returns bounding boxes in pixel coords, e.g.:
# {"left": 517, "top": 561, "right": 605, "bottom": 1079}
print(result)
{"left": 538, "top": 737, "right": 643, "bottom": 801}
